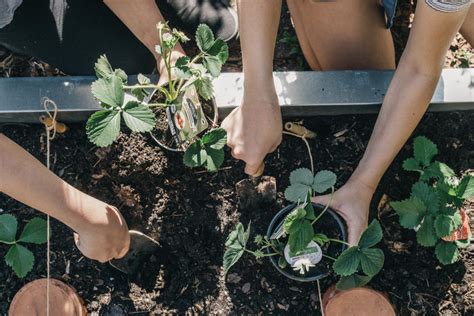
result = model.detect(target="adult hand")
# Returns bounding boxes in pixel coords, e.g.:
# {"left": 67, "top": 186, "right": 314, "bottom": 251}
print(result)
{"left": 312, "top": 177, "right": 375, "bottom": 246}
{"left": 222, "top": 90, "right": 283, "bottom": 175}
{"left": 74, "top": 205, "right": 130, "bottom": 263}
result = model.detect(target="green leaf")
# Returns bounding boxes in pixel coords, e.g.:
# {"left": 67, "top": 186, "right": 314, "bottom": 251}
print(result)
{"left": 196, "top": 24, "right": 215, "bottom": 52}
{"left": 278, "top": 256, "right": 288, "bottom": 269}
{"left": 457, "top": 175, "right": 474, "bottom": 199}
{"left": 434, "top": 212, "right": 462, "bottom": 238}
{"left": 420, "top": 162, "right": 454, "bottom": 182}
{"left": 285, "top": 183, "right": 311, "bottom": 203}
{"left": 86, "top": 109, "right": 121, "bottom": 147}
{"left": 435, "top": 241, "right": 460, "bottom": 265}
{"left": 455, "top": 239, "right": 471, "bottom": 249}
{"left": 183, "top": 141, "right": 207, "bottom": 168}
{"left": 390, "top": 197, "right": 426, "bottom": 229}
{"left": 411, "top": 182, "right": 439, "bottom": 214}
{"left": 413, "top": 136, "right": 438, "bottom": 167}
{"left": 0, "top": 214, "right": 17, "bottom": 243}
{"left": 19, "top": 218, "right": 48, "bottom": 244}
{"left": 437, "top": 162, "right": 456, "bottom": 178}
{"left": 122, "top": 101, "right": 156, "bottom": 133}
{"left": 358, "top": 219, "right": 383, "bottom": 248}
{"left": 5, "top": 244, "right": 34, "bottom": 278}
{"left": 225, "top": 223, "right": 245, "bottom": 249}
{"left": 203, "top": 56, "right": 222, "bottom": 78}
{"left": 288, "top": 220, "right": 314, "bottom": 254}
{"left": 333, "top": 246, "right": 361, "bottom": 276}
{"left": 313, "top": 233, "right": 329, "bottom": 246}
{"left": 290, "top": 168, "right": 314, "bottom": 186}
{"left": 195, "top": 77, "right": 214, "bottom": 101}
{"left": 359, "top": 248, "right": 384, "bottom": 276}
{"left": 336, "top": 274, "right": 372, "bottom": 291}
{"left": 91, "top": 76, "right": 124, "bottom": 107}
{"left": 223, "top": 247, "right": 244, "bottom": 275}
{"left": 304, "top": 200, "right": 316, "bottom": 220}
{"left": 205, "top": 147, "right": 224, "bottom": 172}
{"left": 416, "top": 215, "right": 438, "bottom": 247}
{"left": 137, "top": 73, "right": 151, "bottom": 85}
{"left": 201, "top": 128, "right": 227, "bottom": 149}
{"left": 207, "top": 38, "right": 229, "bottom": 64}
{"left": 175, "top": 56, "right": 191, "bottom": 79}
{"left": 403, "top": 158, "right": 421, "bottom": 172}
{"left": 94, "top": 55, "right": 113, "bottom": 79}
{"left": 283, "top": 207, "right": 306, "bottom": 234}
{"left": 312, "top": 170, "right": 337, "bottom": 193}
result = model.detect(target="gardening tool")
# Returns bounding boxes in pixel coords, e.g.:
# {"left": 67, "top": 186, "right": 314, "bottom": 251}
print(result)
{"left": 235, "top": 163, "right": 277, "bottom": 209}
{"left": 9, "top": 278, "right": 87, "bottom": 316}
{"left": 109, "top": 230, "right": 161, "bottom": 275}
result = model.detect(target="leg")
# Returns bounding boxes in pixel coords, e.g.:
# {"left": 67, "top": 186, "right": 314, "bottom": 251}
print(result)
{"left": 287, "top": 0, "right": 396, "bottom": 70}
{"left": 460, "top": 6, "right": 474, "bottom": 46}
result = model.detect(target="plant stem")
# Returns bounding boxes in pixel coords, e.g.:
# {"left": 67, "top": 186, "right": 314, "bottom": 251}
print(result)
{"left": 176, "top": 52, "right": 204, "bottom": 93}
{"left": 0, "top": 240, "right": 16, "bottom": 245}
{"left": 323, "top": 254, "right": 336, "bottom": 261}
{"left": 311, "top": 186, "right": 335, "bottom": 225}
{"left": 328, "top": 238, "right": 351, "bottom": 247}
{"left": 245, "top": 249, "right": 279, "bottom": 258}
{"left": 147, "top": 103, "right": 170, "bottom": 108}
{"left": 123, "top": 84, "right": 157, "bottom": 90}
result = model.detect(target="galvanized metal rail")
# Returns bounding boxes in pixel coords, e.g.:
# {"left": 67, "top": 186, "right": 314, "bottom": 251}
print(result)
{"left": 0, "top": 69, "right": 473, "bottom": 123}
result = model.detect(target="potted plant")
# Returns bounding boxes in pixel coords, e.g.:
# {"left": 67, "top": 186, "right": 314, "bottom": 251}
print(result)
{"left": 0, "top": 214, "right": 48, "bottom": 277}
{"left": 86, "top": 22, "right": 229, "bottom": 172}
{"left": 224, "top": 168, "right": 385, "bottom": 290}
{"left": 390, "top": 136, "right": 473, "bottom": 265}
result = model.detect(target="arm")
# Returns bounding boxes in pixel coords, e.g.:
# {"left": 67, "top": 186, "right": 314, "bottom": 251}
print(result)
{"left": 103, "top": 0, "right": 185, "bottom": 83}
{"left": 222, "top": 0, "right": 283, "bottom": 175}
{"left": 0, "top": 134, "right": 129, "bottom": 262}
{"left": 314, "top": 2, "right": 469, "bottom": 245}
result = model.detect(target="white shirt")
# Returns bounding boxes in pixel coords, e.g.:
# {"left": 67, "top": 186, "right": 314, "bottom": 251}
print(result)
{"left": 0, "top": 0, "right": 23, "bottom": 29}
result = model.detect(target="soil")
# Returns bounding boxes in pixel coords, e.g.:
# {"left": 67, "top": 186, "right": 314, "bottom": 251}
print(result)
{"left": 1, "top": 1, "right": 473, "bottom": 315}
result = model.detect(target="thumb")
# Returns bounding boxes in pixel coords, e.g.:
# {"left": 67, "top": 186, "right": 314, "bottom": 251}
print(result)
{"left": 312, "top": 194, "right": 331, "bottom": 207}
{"left": 245, "top": 162, "right": 264, "bottom": 177}
{"left": 115, "top": 232, "right": 131, "bottom": 259}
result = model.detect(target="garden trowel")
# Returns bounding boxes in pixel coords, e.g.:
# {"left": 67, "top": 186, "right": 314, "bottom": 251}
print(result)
{"left": 109, "top": 230, "right": 160, "bottom": 275}
{"left": 236, "top": 163, "right": 277, "bottom": 209}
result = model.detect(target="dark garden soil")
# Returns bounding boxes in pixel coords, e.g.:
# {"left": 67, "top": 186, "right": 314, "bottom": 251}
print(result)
{"left": 1, "top": 1, "right": 473, "bottom": 315}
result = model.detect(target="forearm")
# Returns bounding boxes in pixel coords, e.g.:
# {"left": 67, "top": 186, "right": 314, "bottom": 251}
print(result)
{"left": 238, "top": 0, "right": 281, "bottom": 94}
{"left": 351, "top": 2, "right": 468, "bottom": 190}
{"left": 103, "top": 0, "right": 185, "bottom": 61}
{"left": 0, "top": 134, "right": 106, "bottom": 233}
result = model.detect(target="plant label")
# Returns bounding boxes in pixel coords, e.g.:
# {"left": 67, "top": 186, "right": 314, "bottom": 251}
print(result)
{"left": 167, "top": 86, "right": 209, "bottom": 146}
{"left": 284, "top": 241, "right": 322, "bottom": 267}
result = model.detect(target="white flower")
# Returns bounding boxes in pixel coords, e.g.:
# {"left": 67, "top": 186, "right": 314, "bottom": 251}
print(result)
{"left": 162, "top": 33, "right": 174, "bottom": 42}
{"left": 292, "top": 258, "right": 315, "bottom": 275}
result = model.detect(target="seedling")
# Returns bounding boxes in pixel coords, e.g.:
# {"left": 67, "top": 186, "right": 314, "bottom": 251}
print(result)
{"left": 86, "top": 22, "right": 229, "bottom": 172}
{"left": 0, "top": 214, "right": 48, "bottom": 277}
{"left": 224, "top": 168, "right": 385, "bottom": 290}
{"left": 391, "top": 136, "right": 473, "bottom": 265}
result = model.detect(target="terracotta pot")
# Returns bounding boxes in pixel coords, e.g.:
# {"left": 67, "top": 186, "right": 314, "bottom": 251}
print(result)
{"left": 442, "top": 209, "right": 471, "bottom": 242}
{"left": 9, "top": 278, "right": 87, "bottom": 316}
{"left": 322, "top": 285, "right": 396, "bottom": 316}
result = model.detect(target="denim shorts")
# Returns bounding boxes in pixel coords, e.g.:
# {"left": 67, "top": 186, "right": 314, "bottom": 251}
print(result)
{"left": 382, "top": 0, "right": 398, "bottom": 29}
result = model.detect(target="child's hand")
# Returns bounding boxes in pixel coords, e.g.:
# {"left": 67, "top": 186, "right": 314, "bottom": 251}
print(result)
{"left": 73, "top": 205, "right": 130, "bottom": 263}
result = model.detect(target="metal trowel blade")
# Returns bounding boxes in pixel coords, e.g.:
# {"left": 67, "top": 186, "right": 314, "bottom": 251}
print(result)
{"left": 109, "top": 230, "right": 160, "bottom": 275}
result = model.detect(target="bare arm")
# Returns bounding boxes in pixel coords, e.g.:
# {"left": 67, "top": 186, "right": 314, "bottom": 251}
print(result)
{"left": 222, "top": 0, "right": 283, "bottom": 175}
{"left": 103, "top": 0, "right": 185, "bottom": 76}
{"left": 0, "top": 134, "right": 129, "bottom": 262}
{"left": 352, "top": 2, "right": 469, "bottom": 190}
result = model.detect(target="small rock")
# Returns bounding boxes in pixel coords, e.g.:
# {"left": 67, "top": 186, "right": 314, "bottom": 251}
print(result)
{"left": 242, "top": 283, "right": 251, "bottom": 294}
{"left": 227, "top": 273, "right": 241, "bottom": 284}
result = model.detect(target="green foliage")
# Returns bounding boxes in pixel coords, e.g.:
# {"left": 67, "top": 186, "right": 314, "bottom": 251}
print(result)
{"left": 334, "top": 220, "right": 385, "bottom": 291}
{"left": 87, "top": 22, "right": 229, "bottom": 172}
{"left": 284, "top": 168, "right": 336, "bottom": 203}
{"left": 183, "top": 128, "right": 227, "bottom": 172}
{"left": 0, "top": 215, "right": 48, "bottom": 277}
{"left": 392, "top": 136, "right": 472, "bottom": 265}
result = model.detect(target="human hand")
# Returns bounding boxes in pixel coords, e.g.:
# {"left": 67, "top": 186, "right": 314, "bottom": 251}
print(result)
{"left": 74, "top": 205, "right": 130, "bottom": 263}
{"left": 222, "top": 89, "right": 282, "bottom": 175}
{"left": 312, "top": 177, "right": 375, "bottom": 245}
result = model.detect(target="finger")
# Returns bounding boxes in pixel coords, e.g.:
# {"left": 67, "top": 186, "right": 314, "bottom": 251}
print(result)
{"left": 115, "top": 232, "right": 131, "bottom": 259}
{"left": 74, "top": 232, "right": 80, "bottom": 247}
{"left": 312, "top": 195, "right": 331, "bottom": 207}
{"left": 245, "top": 161, "right": 264, "bottom": 176}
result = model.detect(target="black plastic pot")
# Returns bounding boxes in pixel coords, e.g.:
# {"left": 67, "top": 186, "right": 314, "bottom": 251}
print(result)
{"left": 266, "top": 203, "right": 347, "bottom": 282}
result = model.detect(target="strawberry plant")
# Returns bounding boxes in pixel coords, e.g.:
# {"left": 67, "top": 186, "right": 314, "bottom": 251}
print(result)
{"left": 390, "top": 136, "right": 473, "bottom": 265}
{"left": 0, "top": 214, "right": 48, "bottom": 277}
{"left": 224, "top": 168, "right": 385, "bottom": 290}
{"left": 86, "top": 22, "right": 229, "bottom": 172}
